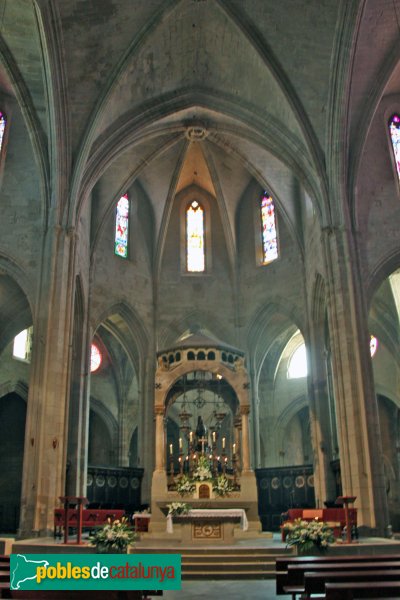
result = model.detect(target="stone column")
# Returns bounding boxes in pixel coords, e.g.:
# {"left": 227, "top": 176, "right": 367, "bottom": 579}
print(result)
{"left": 240, "top": 405, "right": 251, "bottom": 472}
{"left": 19, "top": 225, "right": 77, "bottom": 537}
{"left": 154, "top": 406, "right": 165, "bottom": 472}
{"left": 322, "top": 226, "right": 389, "bottom": 533}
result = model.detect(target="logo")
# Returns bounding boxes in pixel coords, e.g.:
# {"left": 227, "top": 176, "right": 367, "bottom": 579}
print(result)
{"left": 10, "top": 554, "right": 181, "bottom": 591}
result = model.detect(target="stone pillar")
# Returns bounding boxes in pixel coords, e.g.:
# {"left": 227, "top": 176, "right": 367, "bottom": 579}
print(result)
{"left": 19, "top": 225, "right": 77, "bottom": 537}
{"left": 154, "top": 406, "right": 165, "bottom": 472}
{"left": 322, "top": 226, "right": 389, "bottom": 533}
{"left": 240, "top": 405, "right": 251, "bottom": 472}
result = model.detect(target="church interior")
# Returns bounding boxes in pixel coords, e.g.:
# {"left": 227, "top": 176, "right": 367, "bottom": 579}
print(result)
{"left": 1, "top": 0, "right": 400, "bottom": 552}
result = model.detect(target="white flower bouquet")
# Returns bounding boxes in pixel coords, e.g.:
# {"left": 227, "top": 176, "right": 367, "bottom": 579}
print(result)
{"left": 283, "top": 518, "right": 335, "bottom": 554}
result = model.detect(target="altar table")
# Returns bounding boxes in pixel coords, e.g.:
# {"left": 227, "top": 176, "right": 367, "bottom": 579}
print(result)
{"left": 166, "top": 508, "right": 248, "bottom": 542}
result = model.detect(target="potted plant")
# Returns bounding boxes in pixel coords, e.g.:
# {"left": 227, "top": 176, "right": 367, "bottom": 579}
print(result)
{"left": 212, "top": 474, "right": 234, "bottom": 497}
{"left": 89, "top": 517, "right": 137, "bottom": 553}
{"left": 283, "top": 518, "right": 335, "bottom": 555}
{"left": 176, "top": 475, "right": 196, "bottom": 496}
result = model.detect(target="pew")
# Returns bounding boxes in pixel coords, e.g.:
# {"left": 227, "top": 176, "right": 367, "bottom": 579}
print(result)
{"left": 276, "top": 553, "right": 400, "bottom": 596}
{"left": 275, "top": 554, "right": 400, "bottom": 596}
{"left": 302, "top": 569, "right": 400, "bottom": 598}
{"left": 54, "top": 508, "right": 127, "bottom": 537}
{"left": 282, "top": 561, "right": 400, "bottom": 597}
{"left": 325, "top": 581, "right": 400, "bottom": 599}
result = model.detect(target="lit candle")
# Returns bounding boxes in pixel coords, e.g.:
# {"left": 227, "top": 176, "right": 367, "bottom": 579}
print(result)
{"left": 222, "top": 437, "right": 226, "bottom": 449}
{"left": 169, "top": 443, "right": 173, "bottom": 455}
{"left": 179, "top": 456, "right": 182, "bottom": 463}
{"left": 233, "top": 443, "right": 236, "bottom": 454}
{"left": 212, "top": 431, "right": 216, "bottom": 443}
{"left": 189, "top": 431, "right": 193, "bottom": 443}
{"left": 179, "top": 437, "right": 183, "bottom": 450}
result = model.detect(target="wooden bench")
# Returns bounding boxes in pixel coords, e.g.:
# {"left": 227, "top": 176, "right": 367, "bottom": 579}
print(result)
{"left": 54, "top": 509, "right": 127, "bottom": 537}
{"left": 1, "top": 590, "right": 162, "bottom": 599}
{"left": 325, "top": 580, "right": 400, "bottom": 599}
{"left": 282, "top": 561, "right": 400, "bottom": 598}
{"left": 276, "top": 554, "right": 400, "bottom": 596}
{"left": 302, "top": 569, "right": 400, "bottom": 598}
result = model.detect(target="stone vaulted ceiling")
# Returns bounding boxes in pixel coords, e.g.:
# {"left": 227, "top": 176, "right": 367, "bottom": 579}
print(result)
{"left": 1, "top": 0, "right": 400, "bottom": 341}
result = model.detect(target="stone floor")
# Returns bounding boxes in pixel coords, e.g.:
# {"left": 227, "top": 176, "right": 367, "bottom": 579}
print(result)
{"left": 163, "top": 579, "right": 289, "bottom": 599}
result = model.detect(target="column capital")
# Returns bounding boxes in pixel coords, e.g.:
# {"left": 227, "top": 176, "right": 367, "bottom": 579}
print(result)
{"left": 240, "top": 405, "right": 250, "bottom": 416}
{"left": 154, "top": 406, "right": 164, "bottom": 417}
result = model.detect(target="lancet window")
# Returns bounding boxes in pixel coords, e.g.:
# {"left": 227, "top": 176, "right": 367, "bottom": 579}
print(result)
{"left": 186, "top": 200, "right": 205, "bottom": 272}
{"left": 114, "top": 194, "right": 129, "bottom": 258}
{"left": 260, "top": 192, "right": 278, "bottom": 265}
{"left": 389, "top": 114, "right": 400, "bottom": 183}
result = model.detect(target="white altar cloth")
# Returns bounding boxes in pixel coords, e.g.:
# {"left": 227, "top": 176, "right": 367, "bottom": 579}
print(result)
{"left": 166, "top": 508, "right": 248, "bottom": 533}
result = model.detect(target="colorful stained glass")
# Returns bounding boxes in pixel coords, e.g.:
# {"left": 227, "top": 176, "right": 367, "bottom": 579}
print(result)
{"left": 260, "top": 193, "right": 278, "bottom": 264}
{"left": 370, "top": 335, "right": 378, "bottom": 358}
{"left": 186, "top": 200, "right": 205, "bottom": 272}
{"left": 90, "top": 343, "right": 102, "bottom": 373}
{"left": 114, "top": 194, "right": 129, "bottom": 258}
{"left": 389, "top": 114, "right": 400, "bottom": 182}
{"left": 0, "top": 111, "right": 6, "bottom": 152}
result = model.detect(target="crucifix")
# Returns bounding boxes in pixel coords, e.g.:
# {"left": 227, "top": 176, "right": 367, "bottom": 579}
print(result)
{"left": 199, "top": 436, "right": 207, "bottom": 455}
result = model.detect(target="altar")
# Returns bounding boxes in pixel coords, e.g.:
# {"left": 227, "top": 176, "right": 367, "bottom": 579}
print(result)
{"left": 148, "top": 335, "right": 263, "bottom": 543}
{"left": 166, "top": 508, "right": 248, "bottom": 543}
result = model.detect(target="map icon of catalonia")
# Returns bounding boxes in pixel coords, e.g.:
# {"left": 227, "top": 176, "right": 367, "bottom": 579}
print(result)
{"left": 11, "top": 555, "right": 49, "bottom": 590}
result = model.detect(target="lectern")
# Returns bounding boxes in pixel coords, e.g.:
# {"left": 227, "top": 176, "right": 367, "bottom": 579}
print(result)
{"left": 336, "top": 495, "right": 356, "bottom": 544}
{"left": 59, "top": 496, "right": 88, "bottom": 545}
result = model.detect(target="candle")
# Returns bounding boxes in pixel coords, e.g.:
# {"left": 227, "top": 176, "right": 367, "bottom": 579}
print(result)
{"left": 169, "top": 443, "right": 173, "bottom": 455}
{"left": 212, "top": 431, "right": 216, "bottom": 443}
{"left": 222, "top": 437, "right": 226, "bottom": 449}
{"left": 189, "top": 431, "right": 193, "bottom": 443}
{"left": 233, "top": 443, "right": 236, "bottom": 454}
{"left": 179, "top": 437, "right": 183, "bottom": 450}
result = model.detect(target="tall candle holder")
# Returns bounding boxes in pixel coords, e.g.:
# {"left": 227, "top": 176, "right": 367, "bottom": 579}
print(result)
{"left": 222, "top": 452, "right": 227, "bottom": 475}
{"left": 232, "top": 452, "right": 237, "bottom": 487}
{"left": 169, "top": 456, "right": 175, "bottom": 485}
{"left": 178, "top": 454, "right": 184, "bottom": 476}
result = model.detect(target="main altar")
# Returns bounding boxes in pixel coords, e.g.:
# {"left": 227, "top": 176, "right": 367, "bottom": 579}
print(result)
{"left": 148, "top": 332, "right": 261, "bottom": 543}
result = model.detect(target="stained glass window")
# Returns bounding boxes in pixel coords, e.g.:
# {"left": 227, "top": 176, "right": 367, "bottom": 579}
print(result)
{"left": 90, "top": 343, "right": 102, "bottom": 373}
{"left": 370, "top": 335, "right": 378, "bottom": 358}
{"left": 389, "top": 114, "right": 400, "bottom": 183}
{"left": 0, "top": 111, "right": 6, "bottom": 153}
{"left": 260, "top": 192, "right": 278, "bottom": 265}
{"left": 186, "top": 200, "right": 205, "bottom": 272}
{"left": 114, "top": 194, "right": 129, "bottom": 258}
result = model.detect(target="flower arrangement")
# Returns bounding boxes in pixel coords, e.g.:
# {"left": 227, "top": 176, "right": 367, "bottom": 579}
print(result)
{"left": 212, "top": 474, "right": 234, "bottom": 497}
{"left": 167, "top": 502, "right": 191, "bottom": 516}
{"left": 192, "top": 456, "right": 213, "bottom": 481}
{"left": 283, "top": 518, "right": 335, "bottom": 554}
{"left": 89, "top": 517, "right": 137, "bottom": 553}
{"left": 176, "top": 475, "right": 196, "bottom": 495}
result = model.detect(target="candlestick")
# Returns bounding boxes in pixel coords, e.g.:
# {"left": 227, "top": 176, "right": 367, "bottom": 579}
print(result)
{"left": 222, "top": 437, "right": 226, "bottom": 449}
{"left": 233, "top": 443, "right": 236, "bottom": 455}
{"left": 189, "top": 431, "right": 193, "bottom": 443}
{"left": 179, "top": 437, "right": 183, "bottom": 450}
{"left": 169, "top": 443, "right": 173, "bottom": 455}
{"left": 212, "top": 431, "right": 216, "bottom": 443}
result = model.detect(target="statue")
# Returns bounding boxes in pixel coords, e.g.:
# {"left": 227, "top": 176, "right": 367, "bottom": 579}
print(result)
{"left": 195, "top": 416, "right": 207, "bottom": 453}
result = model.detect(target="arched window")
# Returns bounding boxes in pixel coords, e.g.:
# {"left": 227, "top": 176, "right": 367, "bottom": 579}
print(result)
{"left": 186, "top": 200, "right": 205, "bottom": 272}
{"left": 370, "top": 335, "right": 378, "bottom": 358}
{"left": 0, "top": 111, "right": 6, "bottom": 153}
{"left": 13, "top": 327, "right": 33, "bottom": 362}
{"left": 114, "top": 194, "right": 129, "bottom": 258}
{"left": 90, "top": 343, "right": 102, "bottom": 373}
{"left": 260, "top": 192, "right": 278, "bottom": 265}
{"left": 287, "top": 343, "right": 307, "bottom": 379}
{"left": 389, "top": 114, "right": 400, "bottom": 183}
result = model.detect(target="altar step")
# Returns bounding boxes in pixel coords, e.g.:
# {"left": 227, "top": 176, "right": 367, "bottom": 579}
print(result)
{"left": 134, "top": 547, "right": 293, "bottom": 580}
